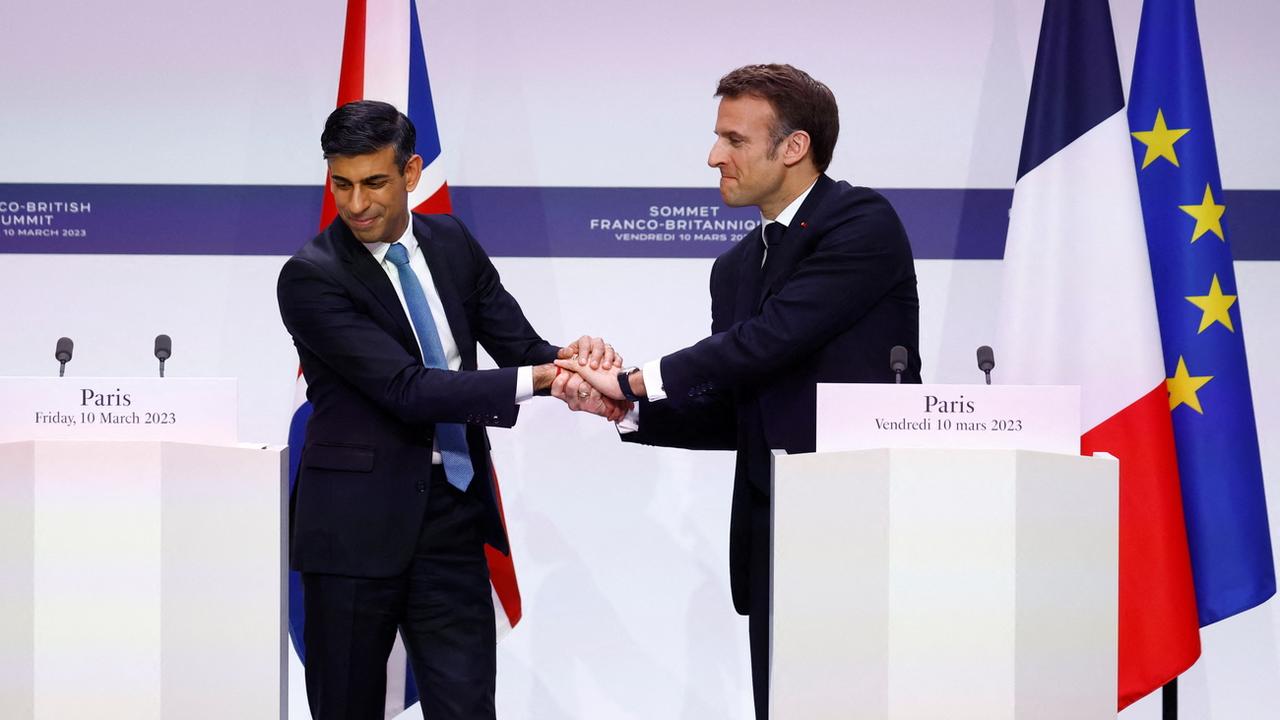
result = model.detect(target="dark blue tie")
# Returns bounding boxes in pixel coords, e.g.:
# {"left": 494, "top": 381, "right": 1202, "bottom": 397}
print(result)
{"left": 762, "top": 221, "right": 785, "bottom": 267}
{"left": 385, "top": 242, "right": 473, "bottom": 491}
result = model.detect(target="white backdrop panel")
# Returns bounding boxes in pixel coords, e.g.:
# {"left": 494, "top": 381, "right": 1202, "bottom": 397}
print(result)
{"left": 1, "top": 255, "right": 1277, "bottom": 718}
{"left": 2, "top": 1, "right": 1279, "bottom": 188}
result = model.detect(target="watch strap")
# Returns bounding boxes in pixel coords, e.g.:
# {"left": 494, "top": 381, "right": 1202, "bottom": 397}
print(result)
{"left": 617, "top": 367, "right": 641, "bottom": 402}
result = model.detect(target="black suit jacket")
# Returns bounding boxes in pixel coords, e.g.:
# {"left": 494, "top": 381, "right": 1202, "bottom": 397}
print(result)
{"left": 622, "top": 175, "right": 922, "bottom": 612}
{"left": 277, "top": 213, "right": 557, "bottom": 578}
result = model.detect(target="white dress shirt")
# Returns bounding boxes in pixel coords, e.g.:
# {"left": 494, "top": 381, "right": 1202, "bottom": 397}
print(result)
{"left": 362, "top": 220, "right": 535, "bottom": 459}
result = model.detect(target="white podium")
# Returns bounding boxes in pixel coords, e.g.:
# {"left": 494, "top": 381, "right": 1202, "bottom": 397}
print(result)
{"left": 0, "top": 378, "right": 287, "bottom": 720}
{"left": 769, "top": 385, "right": 1119, "bottom": 720}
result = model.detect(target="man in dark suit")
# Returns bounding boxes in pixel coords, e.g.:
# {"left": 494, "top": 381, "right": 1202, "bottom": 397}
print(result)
{"left": 278, "top": 100, "right": 623, "bottom": 720}
{"left": 560, "top": 64, "right": 922, "bottom": 720}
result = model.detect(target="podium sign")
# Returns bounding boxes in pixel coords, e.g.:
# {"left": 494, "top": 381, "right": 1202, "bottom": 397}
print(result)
{"left": 816, "top": 383, "right": 1080, "bottom": 454}
{"left": 0, "top": 377, "right": 237, "bottom": 443}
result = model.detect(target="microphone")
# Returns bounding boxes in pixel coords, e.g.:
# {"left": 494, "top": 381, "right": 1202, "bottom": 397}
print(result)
{"left": 55, "top": 337, "right": 74, "bottom": 377}
{"left": 889, "top": 345, "right": 908, "bottom": 385}
{"left": 154, "top": 334, "right": 172, "bottom": 378}
{"left": 976, "top": 345, "right": 996, "bottom": 385}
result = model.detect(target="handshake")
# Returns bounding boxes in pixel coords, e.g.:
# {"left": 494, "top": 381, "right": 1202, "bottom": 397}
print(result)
{"left": 533, "top": 335, "right": 643, "bottom": 422}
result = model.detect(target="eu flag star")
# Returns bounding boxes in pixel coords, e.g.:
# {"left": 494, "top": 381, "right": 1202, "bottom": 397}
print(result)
{"left": 1179, "top": 184, "right": 1226, "bottom": 243}
{"left": 1167, "top": 356, "right": 1213, "bottom": 414}
{"left": 1131, "top": 108, "right": 1190, "bottom": 169}
{"left": 1185, "top": 274, "right": 1237, "bottom": 333}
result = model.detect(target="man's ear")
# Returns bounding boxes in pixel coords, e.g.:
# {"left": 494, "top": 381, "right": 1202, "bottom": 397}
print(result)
{"left": 782, "top": 131, "right": 812, "bottom": 168}
{"left": 402, "top": 154, "right": 424, "bottom": 191}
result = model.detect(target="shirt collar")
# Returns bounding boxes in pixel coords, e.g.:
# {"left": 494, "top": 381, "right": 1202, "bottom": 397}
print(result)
{"left": 362, "top": 217, "right": 418, "bottom": 263}
{"left": 761, "top": 177, "right": 819, "bottom": 243}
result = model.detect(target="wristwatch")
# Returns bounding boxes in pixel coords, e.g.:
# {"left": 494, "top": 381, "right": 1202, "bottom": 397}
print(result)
{"left": 617, "top": 367, "right": 642, "bottom": 402}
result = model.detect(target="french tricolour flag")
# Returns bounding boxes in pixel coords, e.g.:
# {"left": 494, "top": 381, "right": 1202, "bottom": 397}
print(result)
{"left": 290, "top": 1, "right": 522, "bottom": 717}
{"left": 997, "top": 0, "right": 1201, "bottom": 709}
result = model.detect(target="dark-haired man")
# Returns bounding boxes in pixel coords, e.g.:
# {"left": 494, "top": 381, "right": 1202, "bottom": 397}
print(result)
{"left": 278, "top": 100, "right": 622, "bottom": 719}
{"left": 561, "top": 64, "right": 922, "bottom": 719}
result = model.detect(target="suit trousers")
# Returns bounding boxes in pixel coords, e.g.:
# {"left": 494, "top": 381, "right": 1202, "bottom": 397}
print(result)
{"left": 747, "top": 486, "right": 772, "bottom": 720}
{"left": 302, "top": 466, "right": 497, "bottom": 720}
{"left": 737, "top": 399, "right": 774, "bottom": 720}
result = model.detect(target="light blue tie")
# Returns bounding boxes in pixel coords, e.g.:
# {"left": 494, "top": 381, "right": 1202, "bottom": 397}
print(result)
{"left": 385, "top": 242, "right": 473, "bottom": 492}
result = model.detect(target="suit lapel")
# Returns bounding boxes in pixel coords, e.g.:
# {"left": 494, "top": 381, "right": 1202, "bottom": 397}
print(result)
{"left": 757, "top": 174, "right": 835, "bottom": 310}
{"left": 334, "top": 221, "right": 422, "bottom": 360}
{"left": 414, "top": 216, "right": 477, "bottom": 370}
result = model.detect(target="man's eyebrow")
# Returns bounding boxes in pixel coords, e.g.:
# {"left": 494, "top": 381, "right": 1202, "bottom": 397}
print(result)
{"left": 330, "top": 173, "right": 391, "bottom": 184}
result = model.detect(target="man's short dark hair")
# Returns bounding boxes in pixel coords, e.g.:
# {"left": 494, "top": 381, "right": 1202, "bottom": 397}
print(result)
{"left": 321, "top": 100, "right": 417, "bottom": 170}
{"left": 715, "top": 64, "right": 840, "bottom": 173}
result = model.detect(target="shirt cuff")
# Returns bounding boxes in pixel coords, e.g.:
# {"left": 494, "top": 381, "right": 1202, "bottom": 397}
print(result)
{"left": 514, "top": 365, "right": 534, "bottom": 404}
{"left": 616, "top": 403, "right": 640, "bottom": 434}
{"left": 643, "top": 358, "right": 666, "bottom": 401}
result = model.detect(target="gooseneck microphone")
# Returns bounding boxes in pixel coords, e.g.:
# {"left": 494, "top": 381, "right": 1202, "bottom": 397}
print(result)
{"left": 976, "top": 345, "right": 996, "bottom": 385}
{"left": 154, "top": 334, "right": 172, "bottom": 378}
{"left": 55, "top": 337, "right": 74, "bottom": 377}
{"left": 890, "top": 345, "right": 908, "bottom": 385}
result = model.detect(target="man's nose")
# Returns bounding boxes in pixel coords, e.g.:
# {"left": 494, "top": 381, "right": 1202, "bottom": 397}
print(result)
{"left": 348, "top": 187, "right": 371, "bottom": 213}
{"left": 707, "top": 142, "right": 725, "bottom": 168}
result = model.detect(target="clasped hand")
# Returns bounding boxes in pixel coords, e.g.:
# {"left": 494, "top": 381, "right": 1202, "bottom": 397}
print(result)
{"left": 546, "top": 335, "right": 630, "bottom": 422}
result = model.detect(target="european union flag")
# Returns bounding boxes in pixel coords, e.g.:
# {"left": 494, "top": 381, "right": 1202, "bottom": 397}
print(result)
{"left": 1128, "top": 0, "right": 1275, "bottom": 626}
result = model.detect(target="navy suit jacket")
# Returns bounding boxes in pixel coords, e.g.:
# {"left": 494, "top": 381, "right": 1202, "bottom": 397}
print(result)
{"left": 622, "top": 175, "right": 922, "bottom": 612}
{"left": 277, "top": 213, "right": 557, "bottom": 578}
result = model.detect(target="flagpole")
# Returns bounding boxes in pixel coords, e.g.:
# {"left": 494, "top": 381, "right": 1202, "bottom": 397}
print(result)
{"left": 1163, "top": 677, "right": 1177, "bottom": 719}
